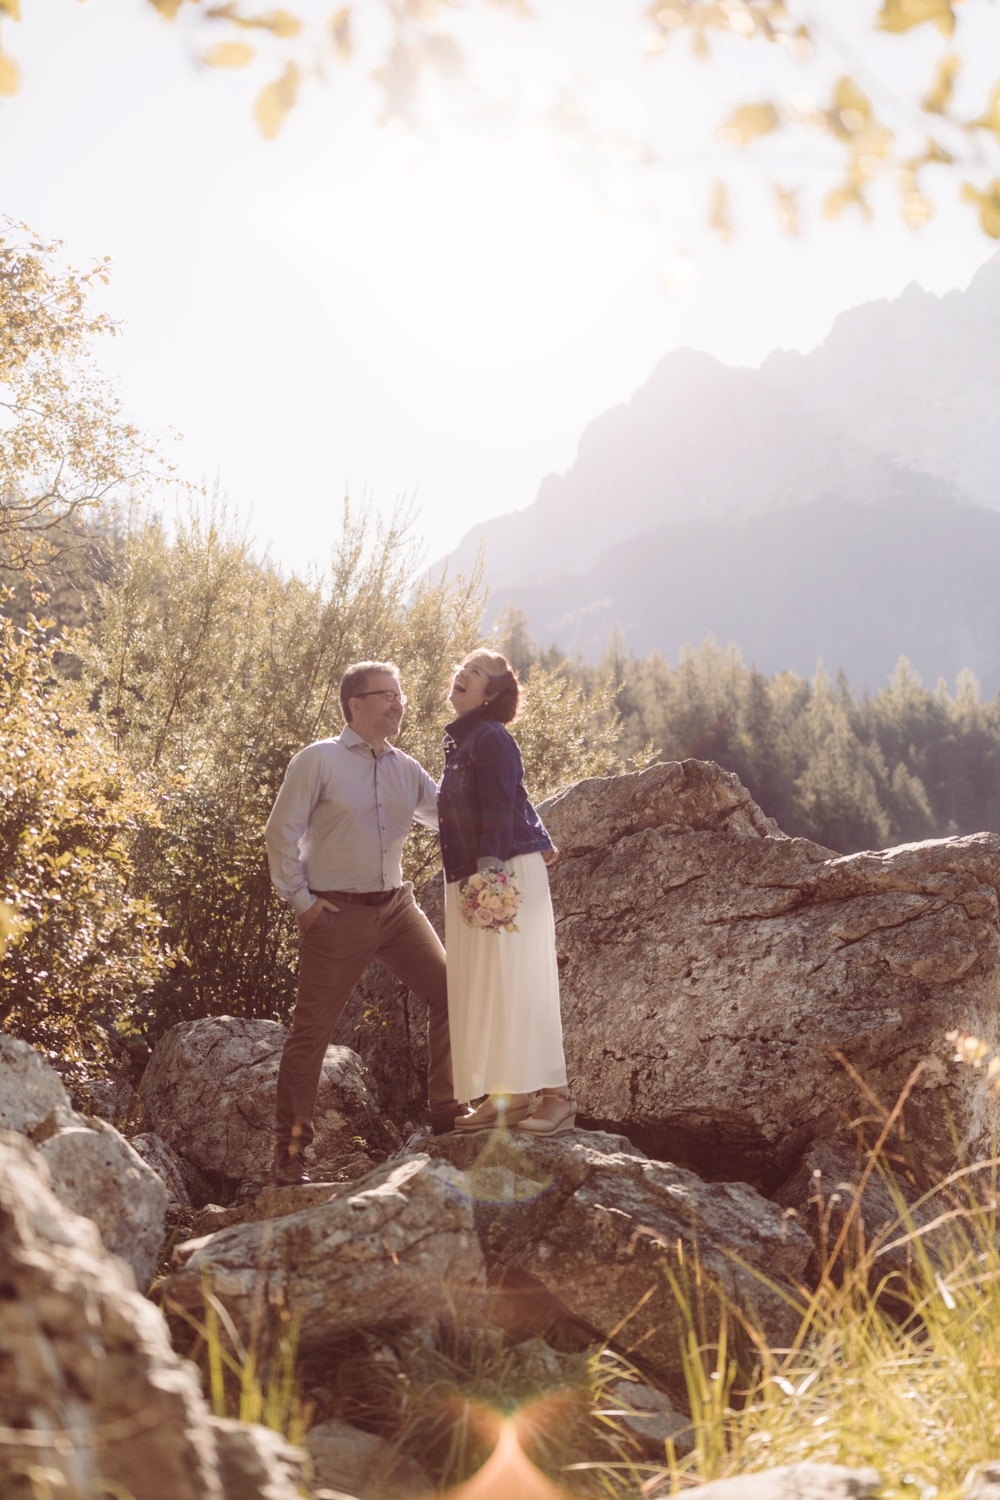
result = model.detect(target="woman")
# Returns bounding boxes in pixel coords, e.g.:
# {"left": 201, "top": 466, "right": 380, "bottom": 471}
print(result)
{"left": 437, "top": 648, "right": 576, "bottom": 1135}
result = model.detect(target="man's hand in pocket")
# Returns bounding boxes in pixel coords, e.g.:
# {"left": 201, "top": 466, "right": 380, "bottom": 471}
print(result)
{"left": 297, "top": 897, "right": 339, "bottom": 934}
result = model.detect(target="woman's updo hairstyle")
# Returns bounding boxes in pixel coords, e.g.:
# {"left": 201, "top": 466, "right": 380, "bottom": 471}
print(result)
{"left": 465, "top": 648, "right": 521, "bottom": 724}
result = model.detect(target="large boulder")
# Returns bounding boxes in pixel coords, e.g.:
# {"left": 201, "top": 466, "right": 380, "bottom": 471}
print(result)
{"left": 341, "top": 761, "right": 1000, "bottom": 1188}
{"left": 544, "top": 760, "right": 1000, "bottom": 1185}
{"left": 34, "top": 1113, "right": 168, "bottom": 1289}
{"left": 421, "top": 1129, "right": 811, "bottom": 1394}
{"left": 163, "top": 1154, "right": 489, "bottom": 1351}
{"left": 0, "top": 1132, "right": 306, "bottom": 1500}
{"left": 0, "top": 1035, "right": 167, "bottom": 1287}
{"left": 165, "top": 1131, "right": 810, "bottom": 1398}
{"left": 138, "top": 1015, "right": 384, "bottom": 1197}
{"left": 0, "top": 1031, "right": 75, "bottom": 1131}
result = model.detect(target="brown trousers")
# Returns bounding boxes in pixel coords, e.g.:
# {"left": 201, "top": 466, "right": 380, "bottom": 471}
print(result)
{"left": 274, "top": 885, "right": 455, "bottom": 1155}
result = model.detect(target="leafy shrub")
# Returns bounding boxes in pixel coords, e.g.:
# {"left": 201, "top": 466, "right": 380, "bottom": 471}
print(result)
{"left": 0, "top": 607, "right": 165, "bottom": 1071}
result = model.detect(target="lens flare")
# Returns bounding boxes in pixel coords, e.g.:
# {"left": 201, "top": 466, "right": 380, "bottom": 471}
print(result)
{"left": 443, "top": 1127, "right": 557, "bottom": 1208}
{"left": 446, "top": 1415, "right": 576, "bottom": 1500}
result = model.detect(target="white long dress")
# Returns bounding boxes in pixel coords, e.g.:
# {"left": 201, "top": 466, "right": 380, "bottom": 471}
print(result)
{"left": 444, "top": 850, "right": 568, "bottom": 1100}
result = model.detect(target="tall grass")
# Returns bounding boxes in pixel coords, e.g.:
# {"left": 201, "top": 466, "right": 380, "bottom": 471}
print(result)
{"left": 653, "top": 1152, "right": 1000, "bottom": 1498}
{"left": 166, "top": 1281, "right": 312, "bottom": 1448}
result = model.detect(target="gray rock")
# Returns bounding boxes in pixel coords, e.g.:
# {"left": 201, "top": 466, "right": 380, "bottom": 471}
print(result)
{"left": 208, "top": 1416, "right": 307, "bottom": 1500}
{"left": 306, "top": 1418, "right": 431, "bottom": 1499}
{"left": 72, "top": 1073, "right": 138, "bottom": 1127}
{"left": 0, "top": 1031, "right": 74, "bottom": 1131}
{"left": 772, "top": 1138, "right": 953, "bottom": 1286}
{"left": 167, "top": 1130, "right": 809, "bottom": 1405}
{"left": 654, "top": 1463, "right": 882, "bottom": 1500}
{"left": 964, "top": 1461, "right": 1000, "bottom": 1500}
{"left": 0, "top": 1036, "right": 167, "bottom": 1289}
{"left": 541, "top": 760, "right": 1000, "bottom": 1184}
{"left": 0, "top": 1131, "right": 306, "bottom": 1500}
{"left": 132, "top": 1131, "right": 193, "bottom": 1209}
{"left": 162, "top": 1155, "right": 488, "bottom": 1352}
{"left": 138, "top": 1015, "right": 383, "bottom": 1195}
{"left": 341, "top": 760, "right": 1000, "bottom": 1190}
{"left": 183, "top": 1165, "right": 379, "bottom": 1241}
{"left": 605, "top": 1378, "right": 693, "bottom": 1458}
{"left": 36, "top": 1114, "right": 168, "bottom": 1289}
{"left": 423, "top": 1129, "right": 810, "bottom": 1393}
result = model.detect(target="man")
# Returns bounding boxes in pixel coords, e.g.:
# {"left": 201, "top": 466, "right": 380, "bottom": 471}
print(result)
{"left": 265, "top": 660, "right": 462, "bottom": 1185}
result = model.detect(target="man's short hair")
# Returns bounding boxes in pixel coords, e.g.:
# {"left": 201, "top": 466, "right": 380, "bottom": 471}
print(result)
{"left": 340, "top": 661, "right": 401, "bottom": 724}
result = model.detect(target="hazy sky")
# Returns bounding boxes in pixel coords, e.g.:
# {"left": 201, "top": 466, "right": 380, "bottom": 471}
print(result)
{"left": 1, "top": 0, "right": 997, "bottom": 577}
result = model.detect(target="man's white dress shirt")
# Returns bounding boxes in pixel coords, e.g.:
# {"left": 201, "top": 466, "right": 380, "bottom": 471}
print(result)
{"left": 264, "top": 726, "right": 439, "bottom": 915}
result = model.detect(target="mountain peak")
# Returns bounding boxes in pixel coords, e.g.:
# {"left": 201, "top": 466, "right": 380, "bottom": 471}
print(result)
{"left": 436, "top": 260, "right": 1000, "bottom": 603}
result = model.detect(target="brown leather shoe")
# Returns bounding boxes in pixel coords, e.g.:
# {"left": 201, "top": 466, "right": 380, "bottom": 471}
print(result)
{"left": 430, "top": 1104, "right": 472, "bottom": 1135}
{"left": 273, "top": 1148, "right": 310, "bottom": 1186}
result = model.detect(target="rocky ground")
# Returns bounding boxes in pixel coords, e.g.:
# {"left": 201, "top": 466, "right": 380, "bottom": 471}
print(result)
{"left": 5, "top": 758, "right": 1000, "bottom": 1498}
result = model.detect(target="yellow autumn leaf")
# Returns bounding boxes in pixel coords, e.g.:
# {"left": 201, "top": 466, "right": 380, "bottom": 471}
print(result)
{"left": 206, "top": 4, "right": 301, "bottom": 35}
{"left": 254, "top": 61, "right": 299, "bottom": 139}
{"left": 423, "top": 31, "right": 463, "bottom": 76}
{"left": 823, "top": 180, "right": 872, "bottom": 222}
{"left": 718, "top": 101, "right": 781, "bottom": 146}
{"left": 255, "top": 9, "right": 301, "bottom": 38}
{"left": 901, "top": 187, "right": 934, "bottom": 228}
{"left": 203, "top": 41, "right": 255, "bottom": 67}
{"left": 772, "top": 184, "right": 800, "bottom": 236}
{"left": 922, "top": 52, "right": 961, "bottom": 114}
{"left": 832, "top": 75, "right": 872, "bottom": 127}
{"left": 0, "top": 901, "right": 21, "bottom": 960}
{"left": 910, "top": 137, "right": 953, "bottom": 168}
{"left": 148, "top": 0, "right": 187, "bottom": 17}
{"left": 0, "top": 47, "right": 20, "bottom": 97}
{"left": 969, "top": 79, "right": 1000, "bottom": 139}
{"left": 877, "top": 0, "right": 955, "bottom": 36}
{"left": 330, "top": 6, "right": 351, "bottom": 61}
{"left": 961, "top": 179, "right": 1000, "bottom": 238}
{"left": 0, "top": 0, "right": 22, "bottom": 19}
{"left": 709, "top": 180, "right": 733, "bottom": 241}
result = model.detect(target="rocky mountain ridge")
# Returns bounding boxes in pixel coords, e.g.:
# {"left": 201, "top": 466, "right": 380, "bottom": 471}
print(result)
{"left": 438, "top": 253, "right": 1000, "bottom": 690}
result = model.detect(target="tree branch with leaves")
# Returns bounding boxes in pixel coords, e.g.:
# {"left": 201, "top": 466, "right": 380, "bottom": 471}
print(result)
{"left": 0, "top": 224, "right": 163, "bottom": 572}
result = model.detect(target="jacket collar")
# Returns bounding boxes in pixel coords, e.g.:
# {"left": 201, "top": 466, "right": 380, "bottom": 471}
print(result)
{"left": 444, "top": 703, "right": 494, "bottom": 746}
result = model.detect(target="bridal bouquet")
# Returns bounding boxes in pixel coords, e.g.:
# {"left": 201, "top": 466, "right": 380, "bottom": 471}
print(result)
{"left": 457, "top": 867, "right": 520, "bottom": 933}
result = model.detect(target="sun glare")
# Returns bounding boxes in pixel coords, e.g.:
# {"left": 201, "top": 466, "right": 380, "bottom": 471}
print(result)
{"left": 254, "top": 125, "right": 650, "bottom": 438}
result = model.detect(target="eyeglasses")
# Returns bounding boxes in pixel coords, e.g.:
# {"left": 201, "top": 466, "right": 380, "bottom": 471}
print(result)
{"left": 354, "top": 690, "right": 407, "bottom": 706}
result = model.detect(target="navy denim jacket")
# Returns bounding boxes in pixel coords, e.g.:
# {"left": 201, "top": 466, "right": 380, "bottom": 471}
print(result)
{"left": 437, "top": 705, "right": 553, "bottom": 884}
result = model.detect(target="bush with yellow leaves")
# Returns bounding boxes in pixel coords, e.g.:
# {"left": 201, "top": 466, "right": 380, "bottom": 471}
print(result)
{"left": 0, "top": 606, "right": 166, "bottom": 1074}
